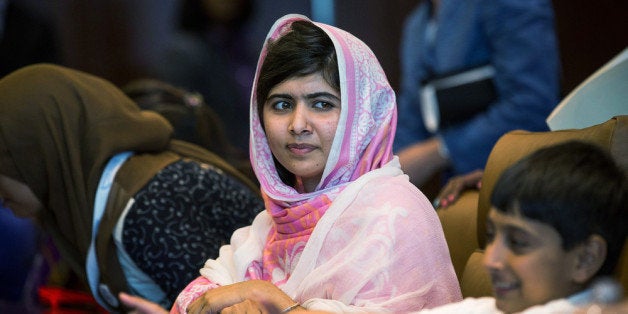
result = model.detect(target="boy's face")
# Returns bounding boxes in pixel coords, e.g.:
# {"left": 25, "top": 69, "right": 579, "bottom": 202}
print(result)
{"left": 483, "top": 208, "right": 581, "bottom": 313}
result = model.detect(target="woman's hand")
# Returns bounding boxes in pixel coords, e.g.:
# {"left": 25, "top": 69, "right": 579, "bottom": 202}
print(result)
{"left": 118, "top": 292, "right": 168, "bottom": 314}
{"left": 433, "top": 169, "right": 483, "bottom": 209}
{"left": 187, "top": 280, "right": 299, "bottom": 314}
{"left": 218, "top": 299, "right": 279, "bottom": 314}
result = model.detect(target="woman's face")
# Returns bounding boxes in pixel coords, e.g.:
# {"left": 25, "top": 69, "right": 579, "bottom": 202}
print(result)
{"left": 262, "top": 72, "right": 341, "bottom": 193}
{"left": 0, "top": 174, "right": 42, "bottom": 218}
{"left": 483, "top": 208, "right": 582, "bottom": 313}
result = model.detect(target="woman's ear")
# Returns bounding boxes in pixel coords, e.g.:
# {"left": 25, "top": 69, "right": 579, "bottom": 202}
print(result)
{"left": 572, "top": 234, "right": 607, "bottom": 284}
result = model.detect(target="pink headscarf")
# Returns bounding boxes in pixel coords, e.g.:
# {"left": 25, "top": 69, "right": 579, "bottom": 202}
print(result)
{"left": 250, "top": 14, "right": 397, "bottom": 210}
{"left": 249, "top": 14, "right": 398, "bottom": 281}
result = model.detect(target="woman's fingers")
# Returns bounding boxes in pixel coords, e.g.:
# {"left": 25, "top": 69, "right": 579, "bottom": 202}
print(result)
{"left": 220, "top": 299, "right": 271, "bottom": 314}
{"left": 186, "top": 280, "right": 294, "bottom": 314}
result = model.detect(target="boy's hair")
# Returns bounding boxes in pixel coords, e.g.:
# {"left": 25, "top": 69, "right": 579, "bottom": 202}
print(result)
{"left": 491, "top": 140, "right": 627, "bottom": 276}
{"left": 256, "top": 20, "right": 339, "bottom": 186}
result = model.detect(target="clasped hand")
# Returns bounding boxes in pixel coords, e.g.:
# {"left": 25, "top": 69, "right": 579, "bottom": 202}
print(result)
{"left": 186, "top": 280, "right": 297, "bottom": 314}
{"left": 119, "top": 280, "right": 297, "bottom": 314}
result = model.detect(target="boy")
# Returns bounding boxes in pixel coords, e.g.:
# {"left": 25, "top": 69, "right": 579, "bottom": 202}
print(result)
{"left": 420, "top": 140, "right": 627, "bottom": 313}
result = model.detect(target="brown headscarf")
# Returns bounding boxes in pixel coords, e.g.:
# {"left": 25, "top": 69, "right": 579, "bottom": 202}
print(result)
{"left": 0, "top": 63, "right": 173, "bottom": 278}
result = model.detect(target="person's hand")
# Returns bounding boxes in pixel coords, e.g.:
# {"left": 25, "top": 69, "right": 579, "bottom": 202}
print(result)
{"left": 219, "top": 299, "right": 333, "bottom": 314}
{"left": 433, "top": 169, "right": 483, "bottom": 209}
{"left": 397, "top": 137, "right": 449, "bottom": 188}
{"left": 218, "top": 299, "right": 275, "bottom": 314}
{"left": 118, "top": 292, "right": 168, "bottom": 314}
{"left": 187, "top": 280, "right": 299, "bottom": 314}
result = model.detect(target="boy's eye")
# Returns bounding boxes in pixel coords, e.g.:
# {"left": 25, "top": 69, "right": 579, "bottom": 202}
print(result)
{"left": 506, "top": 233, "right": 531, "bottom": 253}
{"left": 485, "top": 230, "right": 495, "bottom": 244}
{"left": 484, "top": 221, "right": 495, "bottom": 245}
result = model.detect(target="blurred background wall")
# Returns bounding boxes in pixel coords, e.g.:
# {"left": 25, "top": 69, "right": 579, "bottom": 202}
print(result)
{"left": 6, "top": 0, "right": 627, "bottom": 97}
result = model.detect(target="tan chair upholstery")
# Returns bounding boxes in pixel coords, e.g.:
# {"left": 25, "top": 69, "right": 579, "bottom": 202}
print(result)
{"left": 438, "top": 115, "right": 628, "bottom": 298}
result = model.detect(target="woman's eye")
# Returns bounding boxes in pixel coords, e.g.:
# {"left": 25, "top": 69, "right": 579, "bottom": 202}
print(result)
{"left": 272, "top": 101, "right": 292, "bottom": 111}
{"left": 312, "top": 101, "right": 335, "bottom": 110}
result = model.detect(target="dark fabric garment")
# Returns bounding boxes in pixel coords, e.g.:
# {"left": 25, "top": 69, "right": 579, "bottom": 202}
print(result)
{"left": 122, "top": 159, "right": 263, "bottom": 306}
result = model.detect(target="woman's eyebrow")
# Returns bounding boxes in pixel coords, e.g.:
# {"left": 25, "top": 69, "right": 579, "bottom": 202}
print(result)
{"left": 305, "top": 92, "right": 340, "bottom": 101}
{"left": 267, "top": 92, "right": 340, "bottom": 102}
{"left": 267, "top": 93, "right": 293, "bottom": 100}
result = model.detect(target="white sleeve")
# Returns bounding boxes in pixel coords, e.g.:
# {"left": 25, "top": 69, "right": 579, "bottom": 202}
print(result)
{"left": 199, "top": 211, "right": 273, "bottom": 284}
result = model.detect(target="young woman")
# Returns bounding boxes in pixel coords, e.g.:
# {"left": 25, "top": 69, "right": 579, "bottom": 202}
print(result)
{"left": 167, "top": 14, "right": 461, "bottom": 313}
{"left": 0, "top": 63, "right": 264, "bottom": 311}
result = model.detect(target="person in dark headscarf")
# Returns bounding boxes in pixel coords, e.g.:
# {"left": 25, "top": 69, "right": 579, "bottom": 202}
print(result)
{"left": 0, "top": 63, "right": 263, "bottom": 311}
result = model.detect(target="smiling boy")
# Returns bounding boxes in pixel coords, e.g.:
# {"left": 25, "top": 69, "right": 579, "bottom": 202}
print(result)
{"left": 418, "top": 140, "right": 628, "bottom": 313}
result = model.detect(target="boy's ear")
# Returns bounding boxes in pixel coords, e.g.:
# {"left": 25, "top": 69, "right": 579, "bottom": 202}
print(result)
{"left": 572, "top": 234, "right": 607, "bottom": 284}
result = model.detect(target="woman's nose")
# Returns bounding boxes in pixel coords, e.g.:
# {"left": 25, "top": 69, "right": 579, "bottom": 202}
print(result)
{"left": 289, "top": 104, "right": 310, "bottom": 134}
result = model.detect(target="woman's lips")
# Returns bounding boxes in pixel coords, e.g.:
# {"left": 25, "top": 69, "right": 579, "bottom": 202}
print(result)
{"left": 287, "top": 143, "right": 316, "bottom": 155}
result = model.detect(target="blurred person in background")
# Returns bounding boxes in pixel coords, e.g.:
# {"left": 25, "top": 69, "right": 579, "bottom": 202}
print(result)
{"left": 394, "top": 0, "right": 561, "bottom": 194}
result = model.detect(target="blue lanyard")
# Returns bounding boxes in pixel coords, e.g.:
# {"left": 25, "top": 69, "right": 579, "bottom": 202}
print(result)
{"left": 86, "top": 151, "right": 133, "bottom": 310}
